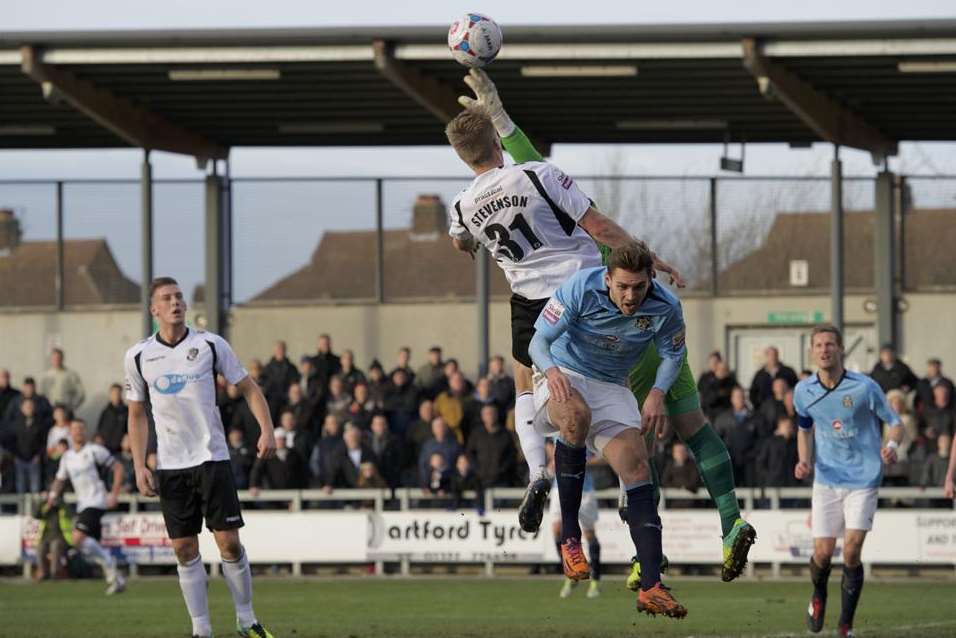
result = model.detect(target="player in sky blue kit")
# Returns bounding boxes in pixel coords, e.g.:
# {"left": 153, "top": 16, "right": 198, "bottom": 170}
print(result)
{"left": 793, "top": 325, "right": 902, "bottom": 638}
{"left": 528, "top": 242, "right": 688, "bottom": 619}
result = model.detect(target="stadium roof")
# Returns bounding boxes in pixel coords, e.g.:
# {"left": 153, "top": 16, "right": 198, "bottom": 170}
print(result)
{"left": 2, "top": 19, "right": 956, "bottom": 162}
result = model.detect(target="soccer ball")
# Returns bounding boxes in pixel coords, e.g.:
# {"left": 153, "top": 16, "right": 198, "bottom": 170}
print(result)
{"left": 447, "top": 13, "right": 502, "bottom": 68}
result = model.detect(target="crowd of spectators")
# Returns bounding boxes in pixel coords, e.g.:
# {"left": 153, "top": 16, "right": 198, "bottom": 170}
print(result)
{"left": 1, "top": 337, "right": 953, "bottom": 501}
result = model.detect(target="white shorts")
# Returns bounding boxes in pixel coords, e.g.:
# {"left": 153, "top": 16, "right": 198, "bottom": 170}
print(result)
{"left": 811, "top": 483, "right": 878, "bottom": 538}
{"left": 532, "top": 367, "right": 643, "bottom": 455}
{"left": 548, "top": 484, "right": 599, "bottom": 530}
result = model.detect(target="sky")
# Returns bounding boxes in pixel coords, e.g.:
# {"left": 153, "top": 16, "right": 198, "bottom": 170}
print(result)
{"left": 2, "top": 0, "right": 956, "bottom": 301}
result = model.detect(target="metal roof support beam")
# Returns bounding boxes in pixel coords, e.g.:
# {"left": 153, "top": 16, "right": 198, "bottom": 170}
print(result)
{"left": 741, "top": 38, "right": 897, "bottom": 162}
{"left": 20, "top": 45, "right": 228, "bottom": 165}
{"left": 372, "top": 40, "right": 461, "bottom": 123}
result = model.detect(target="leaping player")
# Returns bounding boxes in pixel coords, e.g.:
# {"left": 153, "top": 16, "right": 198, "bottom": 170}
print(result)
{"left": 455, "top": 69, "right": 756, "bottom": 582}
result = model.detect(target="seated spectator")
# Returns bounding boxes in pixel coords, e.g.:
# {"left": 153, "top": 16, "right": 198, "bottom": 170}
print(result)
{"left": 383, "top": 369, "right": 419, "bottom": 435}
{"left": 344, "top": 383, "right": 374, "bottom": 431}
{"left": 920, "top": 434, "right": 951, "bottom": 487}
{"left": 0, "top": 369, "right": 20, "bottom": 426}
{"left": 424, "top": 452, "right": 451, "bottom": 495}
{"left": 325, "top": 375, "right": 353, "bottom": 422}
{"left": 38, "top": 348, "right": 85, "bottom": 412}
{"left": 714, "top": 387, "right": 759, "bottom": 487}
{"left": 13, "top": 398, "right": 45, "bottom": 494}
{"left": 356, "top": 462, "right": 388, "bottom": 489}
{"left": 757, "top": 378, "right": 791, "bottom": 440}
{"left": 249, "top": 428, "right": 307, "bottom": 492}
{"left": 415, "top": 346, "right": 445, "bottom": 400}
{"left": 466, "top": 404, "right": 517, "bottom": 488}
{"left": 435, "top": 372, "right": 469, "bottom": 443}
{"left": 96, "top": 384, "right": 128, "bottom": 454}
{"left": 389, "top": 346, "right": 416, "bottom": 386}
{"left": 310, "top": 415, "right": 344, "bottom": 488}
{"left": 325, "top": 425, "right": 375, "bottom": 490}
{"left": 915, "top": 358, "right": 955, "bottom": 413}
{"left": 662, "top": 442, "right": 699, "bottom": 491}
{"left": 450, "top": 454, "right": 482, "bottom": 509}
{"left": 486, "top": 355, "right": 515, "bottom": 415}
{"left": 757, "top": 415, "right": 800, "bottom": 487}
{"left": 870, "top": 344, "right": 918, "bottom": 394}
{"left": 339, "top": 350, "right": 367, "bottom": 394}
{"left": 228, "top": 428, "right": 254, "bottom": 490}
{"left": 922, "top": 384, "right": 955, "bottom": 444}
{"left": 369, "top": 414, "right": 402, "bottom": 488}
{"left": 262, "top": 340, "right": 300, "bottom": 421}
{"left": 749, "top": 346, "right": 798, "bottom": 409}
{"left": 365, "top": 362, "right": 388, "bottom": 411}
{"left": 286, "top": 382, "right": 319, "bottom": 433}
{"left": 463, "top": 377, "right": 497, "bottom": 440}
{"left": 280, "top": 408, "right": 312, "bottom": 463}
{"left": 418, "top": 417, "right": 460, "bottom": 487}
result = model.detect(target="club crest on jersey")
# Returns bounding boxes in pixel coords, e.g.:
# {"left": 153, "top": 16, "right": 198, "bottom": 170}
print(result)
{"left": 832, "top": 419, "right": 843, "bottom": 431}
{"left": 635, "top": 317, "right": 651, "bottom": 331}
{"left": 542, "top": 298, "right": 565, "bottom": 325}
{"left": 186, "top": 348, "right": 199, "bottom": 362}
{"left": 842, "top": 395, "right": 853, "bottom": 408}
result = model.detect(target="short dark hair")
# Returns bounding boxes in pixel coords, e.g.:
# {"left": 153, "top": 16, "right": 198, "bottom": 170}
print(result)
{"left": 148, "top": 277, "right": 179, "bottom": 301}
{"left": 810, "top": 323, "right": 844, "bottom": 348}
{"left": 110, "top": 383, "right": 123, "bottom": 392}
{"left": 606, "top": 240, "right": 654, "bottom": 276}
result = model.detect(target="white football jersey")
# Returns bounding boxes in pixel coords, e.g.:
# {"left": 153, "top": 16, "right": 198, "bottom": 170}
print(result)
{"left": 56, "top": 443, "right": 115, "bottom": 512}
{"left": 124, "top": 329, "right": 248, "bottom": 471}
{"left": 449, "top": 161, "right": 602, "bottom": 300}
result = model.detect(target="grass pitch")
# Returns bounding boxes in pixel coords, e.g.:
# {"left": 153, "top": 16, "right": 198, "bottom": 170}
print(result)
{"left": 2, "top": 576, "right": 955, "bottom": 637}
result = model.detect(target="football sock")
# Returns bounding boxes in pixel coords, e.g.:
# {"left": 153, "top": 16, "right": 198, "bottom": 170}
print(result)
{"left": 79, "top": 536, "right": 115, "bottom": 579}
{"left": 515, "top": 392, "right": 547, "bottom": 482}
{"left": 587, "top": 537, "right": 602, "bottom": 581}
{"left": 839, "top": 564, "right": 864, "bottom": 628}
{"left": 810, "top": 556, "right": 832, "bottom": 602}
{"left": 555, "top": 439, "right": 587, "bottom": 541}
{"left": 625, "top": 481, "right": 663, "bottom": 590}
{"left": 177, "top": 555, "right": 212, "bottom": 637}
{"left": 554, "top": 539, "right": 563, "bottom": 572}
{"left": 686, "top": 423, "right": 740, "bottom": 536}
{"left": 222, "top": 546, "right": 257, "bottom": 629}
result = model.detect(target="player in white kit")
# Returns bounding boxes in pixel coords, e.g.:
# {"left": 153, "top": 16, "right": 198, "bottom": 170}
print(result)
{"left": 46, "top": 418, "right": 126, "bottom": 594}
{"left": 125, "top": 277, "right": 277, "bottom": 638}
{"left": 445, "top": 105, "right": 682, "bottom": 534}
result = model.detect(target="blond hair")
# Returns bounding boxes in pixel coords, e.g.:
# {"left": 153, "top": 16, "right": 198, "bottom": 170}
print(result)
{"left": 445, "top": 107, "right": 499, "bottom": 167}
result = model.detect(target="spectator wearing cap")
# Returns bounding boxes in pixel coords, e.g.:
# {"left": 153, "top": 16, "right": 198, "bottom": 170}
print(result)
{"left": 870, "top": 343, "right": 919, "bottom": 394}
{"left": 262, "top": 341, "right": 300, "bottom": 421}
{"left": 249, "top": 427, "right": 307, "bottom": 492}
{"left": 418, "top": 417, "right": 460, "bottom": 487}
{"left": 389, "top": 347, "right": 416, "bottom": 386}
{"left": 749, "top": 346, "right": 799, "bottom": 409}
{"left": 96, "top": 383, "right": 128, "bottom": 454}
{"left": 325, "top": 425, "right": 376, "bottom": 490}
{"left": 915, "top": 358, "right": 955, "bottom": 413}
{"left": 383, "top": 368, "right": 419, "bottom": 436}
{"left": 38, "top": 348, "right": 85, "bottom": 412}
{"left": 466, "top": 404, "right": 517, "bottom": 488}
{"left": 415, "top": 347, "right": 445, "bottom": 400}
{"left": 369, "top": 414, "right": 402, "bottom": 488}
{"left": 339, "top": 350, "right": 367, "bottom": 395}
{"left": 308, "top": 334, "right": 342, "bottom": 395}
{"left": 486, "top": 355, "right": 515, "bottom": 415}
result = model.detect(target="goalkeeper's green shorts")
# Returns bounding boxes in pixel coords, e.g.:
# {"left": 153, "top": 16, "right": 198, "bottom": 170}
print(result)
{"left": 627, "top": 342, "right": 700, "bottom": 417}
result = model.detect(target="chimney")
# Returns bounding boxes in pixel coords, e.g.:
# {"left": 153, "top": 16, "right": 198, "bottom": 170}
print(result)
{"left": 410, "top": 194, "right": 447, "bottom": 241}
{"left": 0, "top": 209, "right": 23, "bottom": 253}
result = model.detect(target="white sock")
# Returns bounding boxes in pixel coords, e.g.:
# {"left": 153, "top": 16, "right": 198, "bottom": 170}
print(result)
{"left": 222, "top": 546, "right": 257, "bottom": 629}
{"left": 177, "top": 555, "right": 212, "bottom": 637}
{"left": 79, "top": 536, "right": 115, "bottom": 580}
{"left": 515, "top": 392, "right": 547, "bottom": 482}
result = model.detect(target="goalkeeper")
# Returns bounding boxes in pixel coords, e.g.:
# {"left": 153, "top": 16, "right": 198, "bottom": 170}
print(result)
{"left": 458, "top": 69, "right": 756, "bottom": 582}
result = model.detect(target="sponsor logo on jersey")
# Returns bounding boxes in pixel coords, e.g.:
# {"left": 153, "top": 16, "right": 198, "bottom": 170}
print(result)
{"left": 186, "top": 348, "right": 199, "bottom": 362}
{"left": 832, "top": 419, "right": 842, "bottom": 431}
{"left": 842, "top": 395, "right": 853, "bottom": 408}
{"left": 555, "top": 170, "right": 573, "bottom": 190}
{"left": 542, "top": 298, "right": 565, "bottom": 325}
{"left": 473, "top": 185, "right": 503, "bottom": 204}
{"left": 635, "top": 317, "right": 651, "bottom": 331}
{"left": 145, "top": 355, "right": 165, "bottom": 363}
{"left": 153, "top": 373, "right": 203, "bottom": 395}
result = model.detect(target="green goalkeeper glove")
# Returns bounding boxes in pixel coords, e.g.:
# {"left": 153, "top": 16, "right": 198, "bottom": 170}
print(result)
{"left": 457, "top": 68, "right": 516, "bottom": 138}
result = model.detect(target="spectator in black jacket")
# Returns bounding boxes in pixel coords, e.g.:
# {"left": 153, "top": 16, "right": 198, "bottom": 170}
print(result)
{"left": 310, "top": 415, "right": 344, "bottom": 487}
{"left": 870, "top": 344, "right": 918, "bottom": 394}
{"left": 286, "top": 382, "right": 320, "bottom": 434}
{"left": 343, "top": 383, "right": 373, "bottom": 432}
{"left": 369, "top": 414, "right": 402, "bottom": 488}
{"left": 250, "top": 428, "right": 307, "bottom": 492}
{"left": 661, "top": 442, "right": 699, "bottom": 491}
{"left": 309, "top": 334, "right": 341, "bottom": 394}
{"left": 365, "top": 363, "right": 388, "bottom": 411}
{"left": 423, "top": 452, "right": 451, "bottom": 495}
{"left": 324, "top": 375, "right": 352, "bottom": 422}
{"left": 697, "top": 351, "right": 723, "bottom": 408}
{"left": 450, "top": 453, "right": 482, "bottom": 509}
{"left": 463, "top": 377, "right": 497, "bottom": 438}
{"left": 758, "top": 378, "right": 792, "bottom": 440}
{"left": 701, "top": 360, "right": 737, "bottom": 421}
{"left": 325, "top": 426, "right": 376, "bottom": 490}
{"left": 466, "top": 405, "right": 516, "bottom": 488}
{"left": 96, "top": 383, "right": 128, "bottom": 454}
{"left": 749, "top": 346, "right": 799, "bottom": 409}
{"left": 389, "top": 346, "right": 416, "bottom": 386}
{"left": 404, "top": 400, "right": 435, "bottom": 484}
{"left": 714, "top": 387, "right": 760, "bottom": 487}
{"left": 486, "top": 355, "right": 515, "bottom": 415}
{"left": 915, "top": 358, "right": 955, "bottom": 413}
{"left": 0, "top": 369, "right": 20, "bottom": 427}
{"left": 296, "top": 356, "right": 323, "bottom": 401}
{"left": 339, "top": 350, "right": 367, "bottom": 394}
{"left": 228, "top": 383, "right": 262, "bottom": 448}
{"left": 4, "top": 377, "right": 52, "bottom": 431}
{"left": 922, "top": 384, "right": 956, "bottom": 444}
{"left": 279, "top": 408, "right": 313, "bottom": 463}
{"left": 384, "top": 369, "right": 419, "bottom": 436}
{"left": 757, "top": 415, "right": 800, "bottom": 487}
{"left": 227, "top": 428, "right": 254, "bottom": 490}
{"left": 262, "top": 341, "right": 300, "bottom": 420}
{"left": 13, "top": 398, "right": 45, "bottom": 494}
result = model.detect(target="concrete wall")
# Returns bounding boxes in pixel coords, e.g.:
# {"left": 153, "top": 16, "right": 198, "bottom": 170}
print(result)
{"left": 2, "top": 290, "right": 953, "bottom": 427}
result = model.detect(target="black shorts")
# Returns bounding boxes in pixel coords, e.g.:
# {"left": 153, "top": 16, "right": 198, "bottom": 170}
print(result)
{"left": 74, "top": 507, "right": 105, "bottom": 541}
{"left": 510, "top": 294, "right": 549, "bottom": 368}
{"left": 156, "top": 460, "right": 244, "bottom": 539}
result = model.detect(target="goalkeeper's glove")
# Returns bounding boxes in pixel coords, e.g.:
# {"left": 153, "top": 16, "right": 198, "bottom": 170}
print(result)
{"left": 457, "top": 68, "right": 516, "bottom": 138}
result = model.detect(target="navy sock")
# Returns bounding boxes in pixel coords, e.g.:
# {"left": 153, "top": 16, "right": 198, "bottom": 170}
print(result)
{"left": 554, "top": 539, "right": 563, "bottom": 573}
{"left": 810, "top": 557, "right": 831, "bottom": 601}
{"left": 587, "top": 538, "right": 601, "bottom": 581}
{"left": 839, "top": 564, "right": 864, "bottom": 628}
{"left": 554, "top": 440, "right": 587, "bottom": 541}
{"left": 626, "top": 483, "right": 663, "bottom": 590}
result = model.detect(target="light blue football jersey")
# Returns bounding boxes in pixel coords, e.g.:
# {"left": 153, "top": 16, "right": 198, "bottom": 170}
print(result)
{"left": 793, "top": 370, "right": 900, "bottom": 489}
